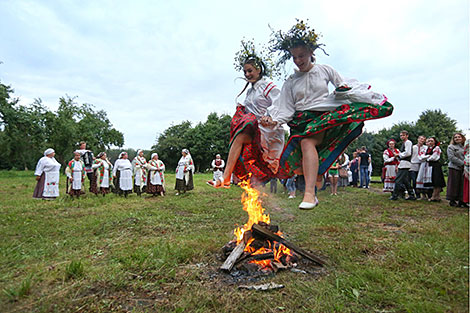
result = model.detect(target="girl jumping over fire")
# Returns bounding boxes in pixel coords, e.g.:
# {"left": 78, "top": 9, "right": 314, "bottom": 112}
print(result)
{"left": 207, "top": 40, "right": 285, "bottom": 188}
{"left": 264, "top": 20, "right": 394, "bottom": 209}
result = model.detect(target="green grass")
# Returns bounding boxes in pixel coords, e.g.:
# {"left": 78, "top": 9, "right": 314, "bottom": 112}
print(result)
{"left": 0, "top": 171, "right": 468, "bottom": 312}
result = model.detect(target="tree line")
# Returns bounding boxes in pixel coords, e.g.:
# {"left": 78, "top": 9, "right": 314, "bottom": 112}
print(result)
{"left": 0, "top": 81, "right": 124, "bottom": 170}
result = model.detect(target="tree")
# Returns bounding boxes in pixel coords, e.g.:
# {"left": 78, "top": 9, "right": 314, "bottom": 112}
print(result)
{"left": 0, "top": 83, "right": 47, "bottom": 170}
{"left": 0, "top": 83, "right": 124, "bottom": 169}
{"left": 151, "top": 113, "right": 232, "bottom": 172}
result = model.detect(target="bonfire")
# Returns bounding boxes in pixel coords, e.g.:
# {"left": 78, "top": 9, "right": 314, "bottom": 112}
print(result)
{"left": 220, "top": 179, "right": 326, "bottom": 273}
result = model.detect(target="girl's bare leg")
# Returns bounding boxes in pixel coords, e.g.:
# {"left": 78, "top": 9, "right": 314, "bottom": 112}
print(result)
{"left": 300, "top": 132, "right": 325, "bottom": 203}
{"left": 220, "top": 130, "right": 252, "bottom": 185}
{"left": 329, "top": 176, "right": 335, "bottom": 194}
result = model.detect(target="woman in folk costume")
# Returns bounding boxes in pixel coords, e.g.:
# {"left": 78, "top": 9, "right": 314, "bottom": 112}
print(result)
{"left": 382, "top": 139, "right": 399, "bottom": 192}
{"left": 207, "top": 40, "right": 285, "bottom": 188}
{"left": 132, "top": 149, "right": 148, "bottom": 196}
{"left": 211, "top": 154, "right": 225, "bottom": 182}
{"left": 65, "top": 151, "right": 86, "bottom": 198}
{"left": 90, "top": 152, "right": 113, "bottom": 196}
{"left": 175, "top": 149, "right": 194, "bottom": 195}
{"left": 446, "top": 133, "right": 466, "bottom": 207}
{"left": 33, "top": 148, "right": 61, "bottom": 200}
{"left": 265, "top": 20, "right": 393, "bottom": 209}
{"left": 113, "top": 152, "right": 133, "bottom": 197}
{"left": 417, "top": 137, "right": 446, "bottom": 202}
{"left": 146, "top": 153, "right": 165, "bottom": 196}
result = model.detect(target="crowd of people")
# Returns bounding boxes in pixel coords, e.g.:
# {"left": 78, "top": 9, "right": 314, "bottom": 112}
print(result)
{"left": 382, "top": 131, "right": 469, "bottom": 207}
{"left": 33, "top": 142, "right": 196, "bottom": 200}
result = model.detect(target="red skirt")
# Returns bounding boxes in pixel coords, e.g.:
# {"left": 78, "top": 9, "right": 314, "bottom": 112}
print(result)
{"left": 230, "top": 106, "right": 275, "bottom": 184}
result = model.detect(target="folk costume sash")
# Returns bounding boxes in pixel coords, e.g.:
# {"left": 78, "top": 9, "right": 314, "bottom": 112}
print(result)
{"left": 93, "top": 159, "right": 113, "bottom": 188}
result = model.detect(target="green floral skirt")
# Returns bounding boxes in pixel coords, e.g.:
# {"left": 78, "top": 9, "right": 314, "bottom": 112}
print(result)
{"left": 278, "top": 101, "right": 393, "bottom": 178}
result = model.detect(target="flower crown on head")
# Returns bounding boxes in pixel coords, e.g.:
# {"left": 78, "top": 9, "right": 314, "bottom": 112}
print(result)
{"left": 234, "top": 39, "right": 277, "bottom": 79}
{"left": 269, "top": 19, "right": 328, "bottom": 69}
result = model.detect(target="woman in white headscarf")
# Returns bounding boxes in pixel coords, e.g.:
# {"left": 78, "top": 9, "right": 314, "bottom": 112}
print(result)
{"left": 146, "top": 153, "right": 165, "bottom": 196}
{"left": 132, "top": 149, "right": 147, "bottom": 196}
{"left": 33, "top": 148, "right": 61, "bottom": 200}
{"left": 175, "top": 149, "right": 194, "bottom": 195}
{"left": 113, "top": 152, "right": 133, "bottom": 197}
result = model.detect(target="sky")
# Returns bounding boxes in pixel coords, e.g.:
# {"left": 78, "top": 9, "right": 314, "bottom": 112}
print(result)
{"left": 0, "top": 0, "right": 468, "bottom": 149}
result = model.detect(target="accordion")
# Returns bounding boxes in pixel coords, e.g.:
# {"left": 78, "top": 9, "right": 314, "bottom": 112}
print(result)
{"left": 82, "top": 151, "right": 94, "bottom": 167}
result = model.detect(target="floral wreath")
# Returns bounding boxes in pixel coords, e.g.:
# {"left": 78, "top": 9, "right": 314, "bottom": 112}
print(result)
{"left": 233, "top": 39, "right": 277, "bottom": 79}
{"left": 269, "top": 19, "right": 328, "bottom": 70}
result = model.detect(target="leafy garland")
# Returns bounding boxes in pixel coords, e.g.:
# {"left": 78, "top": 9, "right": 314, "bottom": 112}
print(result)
{"left": 269, "top": 19, "right": 328, "bottom": 69}
{"left": 233, "top": 39, "right": 278, "bottom": 79}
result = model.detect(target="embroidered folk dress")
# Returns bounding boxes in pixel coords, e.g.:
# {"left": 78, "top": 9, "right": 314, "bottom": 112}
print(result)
{"left": 91, "top": 159, "right": 113, "bottom": 194}
{"left": 211, "top": 158, "right": 225, "bottom": 182}
{"left": 382, "top": 148, "right": 399, "bottom": 192}
{"left": 147, "top": 159, "right": 165, "bottom": 195}
{"left": 268, "top": 64, "right": 393, "bottom": 178}
{"left": 175, "top": 154, "right": 194, "bottom": 192}
{"left": 33, "top": 156, "right": 61, "bottom": 199}
{"left": 418, "top": 146, "right": 446, "bottom": 188}
{"left": 113, "top": 158, "right": 133, "bottom": 193}
{"left": 65, "top": 159, "right": 86, "bottom": 196}
{"left": 132, "top": 155, "right": 147, "bottom": 193}
{"left": 230, "top": 77, "right": 285, "bottom": 183}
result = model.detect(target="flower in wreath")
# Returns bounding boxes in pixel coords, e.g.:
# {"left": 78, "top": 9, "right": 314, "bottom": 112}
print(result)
{"left": 233, "top": 39, "right": 278, "bottom": 79}
{"left": 269, "top": 19, "right": 328, "bottom": 75}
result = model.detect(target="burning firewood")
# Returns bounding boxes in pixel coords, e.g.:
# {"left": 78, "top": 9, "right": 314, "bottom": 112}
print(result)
{"left": 220, "top": 179, "right": 327, "bottom": 273}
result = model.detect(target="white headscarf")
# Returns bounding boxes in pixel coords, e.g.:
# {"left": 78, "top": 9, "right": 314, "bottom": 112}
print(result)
{"left": 119, "top": 152, "right": 127, "bottom": 159}
{"left": 137, "top": 149, "right": 143, "bottom": 155}
{"left": 182, "top": 148, "right": 189, "bottom": 154}
{"left": 44, "top": 148, "right": 55, "bottom": 156}
{"left": 151, "top": 153, "right": 158, "bottom": 159}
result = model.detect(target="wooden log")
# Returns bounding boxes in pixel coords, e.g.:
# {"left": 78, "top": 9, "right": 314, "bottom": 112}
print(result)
{"left": 220, "top": 241, "right": 246, "bottom": 272}
{"left": 252, "top": 223, "right": 327, "bottom": 266}
{"left": 235, "top": 252, "right": 274, "bottom": 265}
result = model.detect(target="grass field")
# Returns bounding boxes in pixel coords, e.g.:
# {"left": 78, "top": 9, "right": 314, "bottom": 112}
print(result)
{"left": 0, "top": 171, "right": 468, "bottom": 312}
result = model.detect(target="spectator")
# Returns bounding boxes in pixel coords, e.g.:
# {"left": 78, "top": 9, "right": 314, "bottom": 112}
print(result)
{"left": 390, "top": 130, "right": 416, "bottom": 200}
{"left": 420, "top": 137, "right": 446, "bottom": 202}
{"left": 382, "top": 139, "right": 399, "bottom": 192}
{"left": 175, "top": 149, "right": 195, "bottom": 195}
{"left": 446, "top": 133, "right": 466, "bottom": 206}
{"left": 211, "top": 154, "right": 225, "bottom": 183}
{"left": 349, "top": 151, "right": 359, "bottom": 187}
{"left": 286, "top": 175, "right": 297, "bottom": 198}
{"left": 338, "top": 152, "right": 350, "bottom": 188}
{"left": 33, "top": 148, "right": 61, "bottom": 200}
{"left": 410, "top": 136, "right": 427, "bottom": 199}
{"left": 328, "top": 160, "right": 339, "bottom": 195}
{"left": 358, "top": 146, "right": 371, "bottom": 188}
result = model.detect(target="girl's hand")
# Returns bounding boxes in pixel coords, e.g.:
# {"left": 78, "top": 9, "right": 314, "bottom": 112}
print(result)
{"left": 260, "top": 116, "right": 275, "bottom": 126}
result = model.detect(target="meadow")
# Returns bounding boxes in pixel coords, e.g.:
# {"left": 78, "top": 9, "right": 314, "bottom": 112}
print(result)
{"left": 0, "top": 171, "right": 468, "bottom": 312}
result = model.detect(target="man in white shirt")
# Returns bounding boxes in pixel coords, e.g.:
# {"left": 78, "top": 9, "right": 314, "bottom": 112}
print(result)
{"left": 390, "top": 131, "right": 416, "bottom": 200}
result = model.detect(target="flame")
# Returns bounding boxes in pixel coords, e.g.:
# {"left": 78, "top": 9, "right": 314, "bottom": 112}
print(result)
{"left": 232, "top": 178, "right": 294, "bottom": 270}
{"left": 234, "top": 179, "right": 270, "bottom": 243}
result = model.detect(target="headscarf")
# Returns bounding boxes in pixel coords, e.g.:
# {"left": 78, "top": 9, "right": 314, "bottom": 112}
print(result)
{"left": 44, "top": 148, "right": 55, "bottom": 156}
{"left": 119, "top": 152, "right": 127, "bottom": 159}
{"left": 137, "top": 149, "right": 143, "bottom": 155}
{"left": 151, "top": 153, "right": 158, "bottom": 159}
{"left": 97, "top": 152, "right": 105, "bottom": 158}
{"left": 216, "top": 154, "right": 221, "bottom": 158}
{"left": 386, "top": 139, "right": 396, "bottom": 146}
{"left": 182, "top": 149, "right": 189, "bottom": 154}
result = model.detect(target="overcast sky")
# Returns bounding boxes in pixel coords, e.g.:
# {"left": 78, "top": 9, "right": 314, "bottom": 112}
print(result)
{"left": 1, "top": 0, "right": 468, "bottom": 149}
